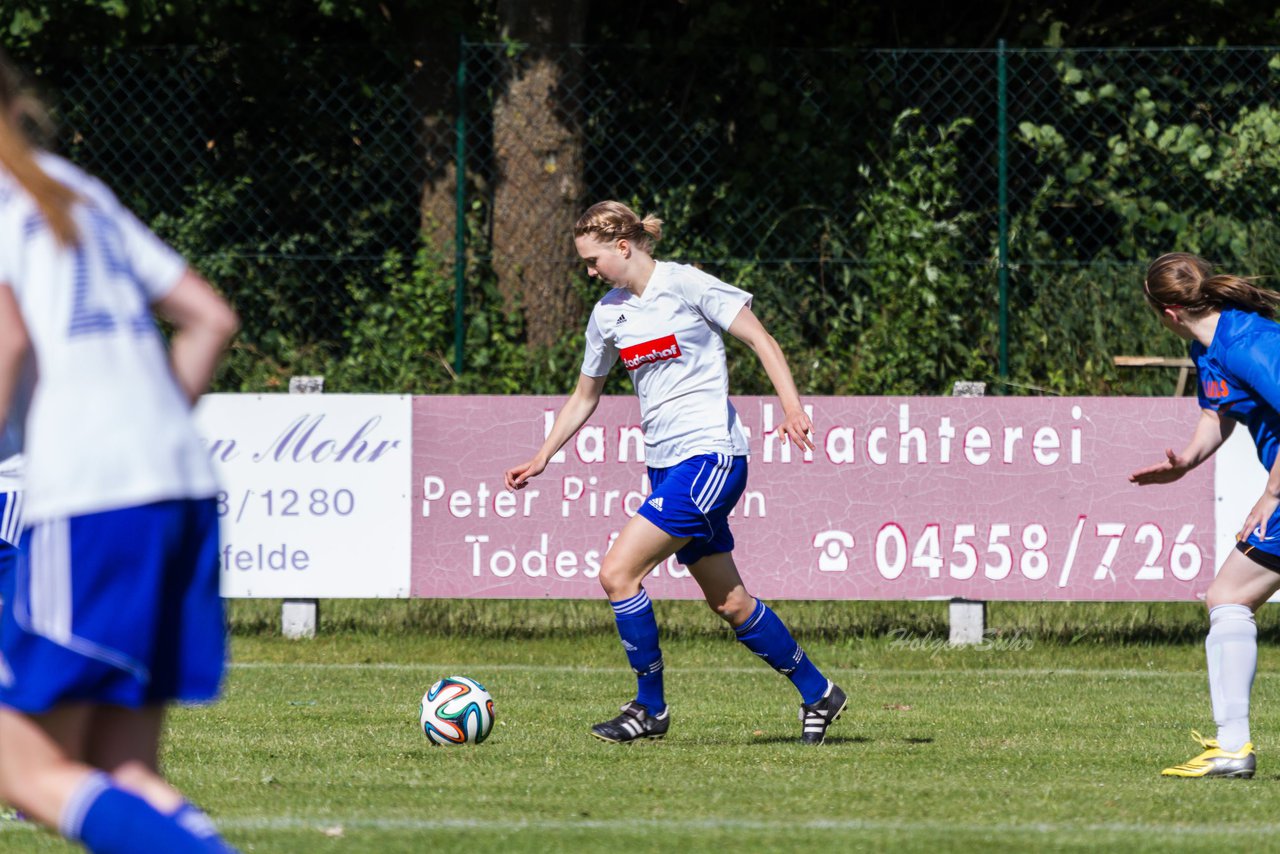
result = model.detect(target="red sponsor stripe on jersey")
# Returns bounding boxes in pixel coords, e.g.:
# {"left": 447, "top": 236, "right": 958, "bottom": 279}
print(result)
{"left": 620, "top": 334, "right": 682, "bottom": 371}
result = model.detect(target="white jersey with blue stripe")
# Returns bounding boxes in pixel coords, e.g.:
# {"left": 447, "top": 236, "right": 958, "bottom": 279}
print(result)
{"left": 580, "top": 261, "right": 752, "bottom": 468}
{"left": 0, "top": 153, "right": 218, "bottom": 522}
{"left": 0, "top": 447, "right": 21, "bottom": 548}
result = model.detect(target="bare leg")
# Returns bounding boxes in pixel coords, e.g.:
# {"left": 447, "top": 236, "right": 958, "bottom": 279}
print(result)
{"left": 1206, "top": 548, "right": 1280, "bottom": 611}
{"left": 597, "top": 513, "right": 686, "bottom": 600}
{"left": 86, "top": 705, "right": 184, "bottom": 813}
{"left": 0, "top": 704, "right": 94, "bottom": 828}
{"left": 686, "top": 551, "right": 756, "bottom": 626}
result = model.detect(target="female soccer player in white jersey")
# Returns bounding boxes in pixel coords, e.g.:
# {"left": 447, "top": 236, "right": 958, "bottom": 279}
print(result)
{"left": 505, "top": 200, "right": 846, "bottom": 745}
{"left": 0, "top": 55, "right": 240, "bottom": 851}
{"left": 1130, "top": 252, "right": 1280, "bottom": 780}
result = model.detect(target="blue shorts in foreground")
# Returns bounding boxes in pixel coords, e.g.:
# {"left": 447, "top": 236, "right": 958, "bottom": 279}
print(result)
{"left": 0, "top": 542, "right": 14, "bottom": 607}
{"left": 638, "top": 453, "right": 748, "bottom": 566}
{"left": 0, "top": 498, "right": 225, "bottom": 713}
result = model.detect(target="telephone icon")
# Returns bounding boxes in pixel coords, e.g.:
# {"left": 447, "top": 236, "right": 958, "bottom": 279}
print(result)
{"left": 812, "top": 530, "right": 855, "bottom": 572}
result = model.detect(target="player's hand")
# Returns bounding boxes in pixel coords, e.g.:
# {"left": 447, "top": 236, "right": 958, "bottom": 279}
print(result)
{"left": 1128, "top": 448, "right": 1192, "bottom": 485}
{"left": 1239, "top": 490, "right": 1280, "bottom": 543}
{"left": 779, "top": 407, "right": 814, "bottom": 453}
{"left": 504, "top": 457, "right": 547, "bottom": 491}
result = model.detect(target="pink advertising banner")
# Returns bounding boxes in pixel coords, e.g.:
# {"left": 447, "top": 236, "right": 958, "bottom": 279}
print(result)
{"left": 411, "top": 396, "right": 1214, "bottom": 601}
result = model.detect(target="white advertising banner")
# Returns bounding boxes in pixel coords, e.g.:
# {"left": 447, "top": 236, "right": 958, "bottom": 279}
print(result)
{"left": 194, "top": 394, "right": 412, "bottom": 598}
{"left": 1216, "top": 425, "right": 1270, "bottom": 572}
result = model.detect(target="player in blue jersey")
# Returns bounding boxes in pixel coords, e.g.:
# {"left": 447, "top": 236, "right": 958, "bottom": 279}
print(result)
{"left": 505, "top": 200, "right": 846, "bottom": 745}
{"left": 1130, "top": 252, "right": 1280, "bottom": 779}
{"left": 0, "top": 54, "right": 240, "bottom": 851}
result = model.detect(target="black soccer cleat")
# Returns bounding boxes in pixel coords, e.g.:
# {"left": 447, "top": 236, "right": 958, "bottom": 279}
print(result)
{"left": 800, "top": 681, "right": 847, "bottom": 745}
{"left": 591, "top": 700, "right": 671, "bottom": 743}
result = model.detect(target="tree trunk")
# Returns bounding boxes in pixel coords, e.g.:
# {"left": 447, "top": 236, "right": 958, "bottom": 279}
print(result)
{"left": 412, "top": 41, "right": 462, "bottom": 261}
{"left": 491, "top": 0, "right": 588, "bottom": 349}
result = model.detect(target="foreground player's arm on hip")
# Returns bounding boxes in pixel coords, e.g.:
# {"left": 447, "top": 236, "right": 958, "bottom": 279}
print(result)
{"left": 505, "top": 372, "right": 608, "bottom": 490}
{"left": 0, "top": 284, "right": 29, "bottom": 428}
{"left": 1239, "top": 450, "right": 1280, "bottom": 542}
{"left": 1128, "top": 407, "right": 1233, "bottom": 485}
{"left": 726, "top": 305, "right": 813, "bottom": 452}
{"left": 152, "top": 268, "right": 240, "bottom": 404}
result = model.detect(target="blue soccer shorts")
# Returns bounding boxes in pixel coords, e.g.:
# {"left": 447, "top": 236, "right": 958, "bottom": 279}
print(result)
{"left": 0, "top": 498, "right": 225, "bottom": 713}
{"left": 637, "top": 453, "right": 748, "bottom": 566}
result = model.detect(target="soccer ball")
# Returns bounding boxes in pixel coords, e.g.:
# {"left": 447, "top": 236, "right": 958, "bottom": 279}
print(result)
{"left": 419, "top": 676, "right": 495, "bottom": 746}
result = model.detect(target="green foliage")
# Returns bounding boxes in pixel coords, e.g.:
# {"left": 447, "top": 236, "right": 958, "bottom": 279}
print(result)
{"left": 696, "top": 113, "right": 993, "bottom": 396}
{"left": 329, "top": 247, "right": 461, "bottom": 393}
{"left": 21, "top": 38, "right": 1280, "bottom": 398}
{"left": 836, "top": 113, "right": 993, "bottom": 393}
{"left": 1004, "top": 50, "right": 1280, "bottom": 395}
{"left": 1015, "top": 54, "right": 1280, "bottom": 262}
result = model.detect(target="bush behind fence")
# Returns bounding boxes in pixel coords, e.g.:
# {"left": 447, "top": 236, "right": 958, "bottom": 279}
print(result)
{"left": 24, "top": 43, "right": 1280, "bottom": 396}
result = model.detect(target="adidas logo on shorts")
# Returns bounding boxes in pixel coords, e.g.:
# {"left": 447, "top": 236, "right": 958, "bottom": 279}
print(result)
{"left": 648, "top": 497, "right": 663, "bottom": 512}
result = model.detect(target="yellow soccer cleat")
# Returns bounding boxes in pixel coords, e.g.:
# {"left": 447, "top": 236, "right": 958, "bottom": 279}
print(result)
{"left": 1161, "top": 730, "right": 1256, "bottom": 779}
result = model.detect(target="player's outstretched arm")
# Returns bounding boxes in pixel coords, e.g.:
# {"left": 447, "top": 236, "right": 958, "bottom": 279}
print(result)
{"left": 726, "top": 305, "right": 813, "bottom": 452}
{"left": 1128, "top": 408, "right": 1233, "bottom": 485}
{"left": 505, "top": 373, "right": 607, "bottom": 491}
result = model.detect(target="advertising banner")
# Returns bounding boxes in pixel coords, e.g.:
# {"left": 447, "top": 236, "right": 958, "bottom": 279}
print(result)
{"left": 195, "top": 394, "right": 412, "bottom": 598}
{"left": 412, "top": 396, "right": 1215, "bottom": 601}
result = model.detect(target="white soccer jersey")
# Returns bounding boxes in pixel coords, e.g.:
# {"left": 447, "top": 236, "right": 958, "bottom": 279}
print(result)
{"left": 0, "top": 153, "right": 218, "bottom": 521}
{"left": 581, "top": 261, "right": 751, "bottom": 467}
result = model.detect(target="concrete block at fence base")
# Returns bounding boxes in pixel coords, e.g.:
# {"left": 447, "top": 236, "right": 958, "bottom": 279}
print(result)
{"left": 289, "top": 376, "right": 325, "bottom": 394}
{"left": 282, "top": 599, "right": 319, "bottom": 639}
{"left": 951, "top": 381, "right": 986, "bottom": 398}
{"left": 949, "top": 599, "right": 986, "bottom": 646}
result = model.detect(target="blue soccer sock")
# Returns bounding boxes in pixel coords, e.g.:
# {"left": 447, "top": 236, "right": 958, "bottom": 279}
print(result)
{"left": 171, "top": 802, "right": 237, "bottom": 852}
{"left": 611, "top": 589, "right": 665, "bottom": 714}
{"left": 735, "top": 598, "right": 828, "bottom": 705}
{"left": 62, "top": 772, "right": 235, "bottom": 853}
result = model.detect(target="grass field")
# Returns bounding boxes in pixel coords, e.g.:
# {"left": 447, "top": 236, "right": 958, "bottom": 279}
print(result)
{"left": 7, "top": 600, "right": 1280, "bottom": 852}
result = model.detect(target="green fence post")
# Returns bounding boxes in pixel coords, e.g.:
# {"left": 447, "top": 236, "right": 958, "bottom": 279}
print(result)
{"left": 997, "top": 39, "right": 1010, "bottom": 382}
{"left": 453, "top": 35, "right": 468, "bottom": 376}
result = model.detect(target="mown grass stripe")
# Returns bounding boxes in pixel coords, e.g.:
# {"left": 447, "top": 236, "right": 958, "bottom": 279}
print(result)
{"left": 150, "top": 816, "right": 1280, "bottom": 835}
{"left": 4, "top": 815, "right": 1277, "bottom": 839}
{"left": 228, "top": 662, "right": 1224, "bottom": 678}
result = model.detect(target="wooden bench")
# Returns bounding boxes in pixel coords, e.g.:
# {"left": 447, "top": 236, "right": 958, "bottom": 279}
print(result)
{"left": 1113, "top": 355, "right": 1195, "bottom": 396}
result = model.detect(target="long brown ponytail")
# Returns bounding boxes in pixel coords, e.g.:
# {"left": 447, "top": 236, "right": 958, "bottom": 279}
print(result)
{"left": 1144, "top": 252, "right": 1280, "bottom": 319}
{"left": 0, "top": 52, "right": 78, "bottom": 246}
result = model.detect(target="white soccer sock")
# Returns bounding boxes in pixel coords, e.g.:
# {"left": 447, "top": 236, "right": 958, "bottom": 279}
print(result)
{"left": 1206, "top": 603, "right": 1257, "bottom": 753}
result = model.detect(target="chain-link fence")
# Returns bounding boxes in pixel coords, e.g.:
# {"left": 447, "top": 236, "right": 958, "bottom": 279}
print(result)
{"left": 21, "top": 43, "right": 1280, "bottom": 395}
